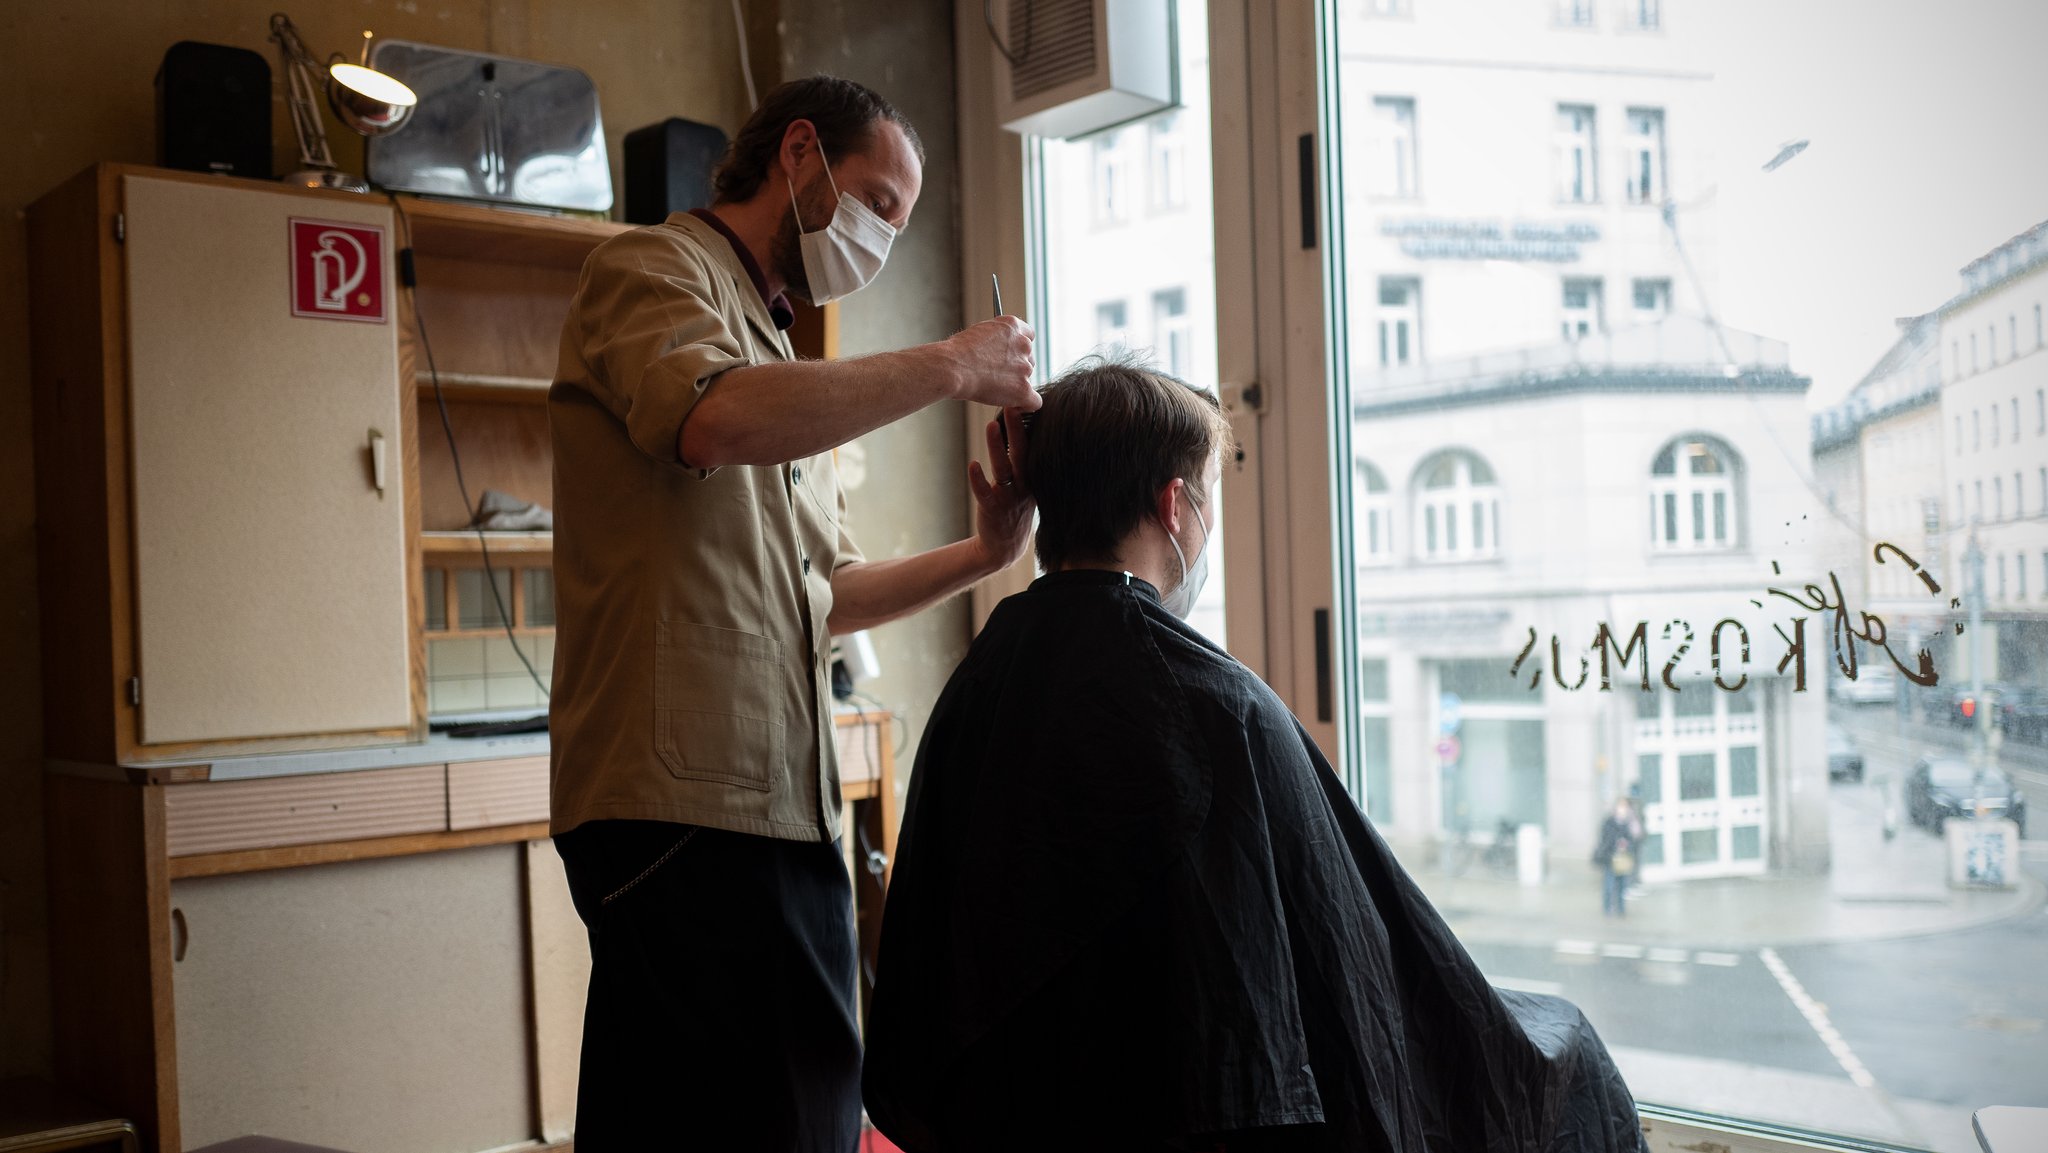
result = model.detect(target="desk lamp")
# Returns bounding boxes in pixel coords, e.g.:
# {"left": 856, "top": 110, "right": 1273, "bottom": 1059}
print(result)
{"left": 269, "top": 13, "right": 417, "bottom": 192}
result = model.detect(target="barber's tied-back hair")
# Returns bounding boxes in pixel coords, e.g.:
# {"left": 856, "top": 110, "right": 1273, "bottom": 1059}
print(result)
{"left": 1023, "top": 352, "right": 1234, "bottom": 573}
{"left": 711, "top": 75, "right": 925, "bottom": 205}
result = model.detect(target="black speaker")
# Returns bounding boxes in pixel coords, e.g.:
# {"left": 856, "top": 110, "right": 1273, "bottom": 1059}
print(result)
{"left": 623, "top": 117, "right": 729, "bottom": 224}
{"left": 156, "top": 41, "right": 272, "bottom": 178}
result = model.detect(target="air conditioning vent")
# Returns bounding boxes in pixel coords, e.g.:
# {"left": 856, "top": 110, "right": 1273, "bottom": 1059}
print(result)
{"left": 1008, "top": 0, "right": 1097, "bottom": 101}
{"left": 993, "top": 0, "right": 1177, "bottom": 140}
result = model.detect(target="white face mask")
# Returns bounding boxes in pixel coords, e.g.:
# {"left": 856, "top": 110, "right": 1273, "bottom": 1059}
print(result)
{"left": 1161, "top": 490, "right": 1212, "bottom": 620}
{"left": 787, "top": 142, "right": 895, "bottom": 305}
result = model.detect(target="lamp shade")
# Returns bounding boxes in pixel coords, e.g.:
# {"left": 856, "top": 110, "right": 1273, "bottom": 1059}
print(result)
{"left": 327, "top": 62, "right": 416, "bottom": 136}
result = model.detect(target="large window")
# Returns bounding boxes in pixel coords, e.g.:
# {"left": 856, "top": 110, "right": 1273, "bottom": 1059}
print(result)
{"left": 1004, "top": 0, "right": 2046, "bottom": 1146}
{"left": 1033, "top": 0, "right": 1223, "bottom": 647}
{"left": 1317, "top": 1, "right": 2043, "bottom": 1146}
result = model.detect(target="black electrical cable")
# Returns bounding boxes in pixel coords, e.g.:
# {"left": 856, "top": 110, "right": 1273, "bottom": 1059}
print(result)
{"left": 848, "top": 688, "right": 909, "bottom": 758}
{"left": 984, "top": 0, "right": 1033, "bottom": 67}
{"left": 390, "top": 193, "right": 551, "bottom": 703}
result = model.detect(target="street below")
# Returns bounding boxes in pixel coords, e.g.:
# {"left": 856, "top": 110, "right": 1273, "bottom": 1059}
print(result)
{"left": 1419, "top": 701, "right": 2046, "bottom": 1152}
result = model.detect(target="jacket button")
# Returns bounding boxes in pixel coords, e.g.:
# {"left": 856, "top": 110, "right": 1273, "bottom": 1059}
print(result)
{"left": 791, "top": 466, "right": 802, "bottom": 483}
{"left": 803, "top": 556, "right": 812, "bottom": 574}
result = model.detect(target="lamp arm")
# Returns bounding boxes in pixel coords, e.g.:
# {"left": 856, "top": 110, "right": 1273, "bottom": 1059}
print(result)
{"left": 270, "top": 13, "right": 336, "bottom": 171}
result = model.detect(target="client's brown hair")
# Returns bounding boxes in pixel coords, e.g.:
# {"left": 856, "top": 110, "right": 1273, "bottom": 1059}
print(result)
{"left": 1022, "top": 352, "right": 1234, "bottom": 572}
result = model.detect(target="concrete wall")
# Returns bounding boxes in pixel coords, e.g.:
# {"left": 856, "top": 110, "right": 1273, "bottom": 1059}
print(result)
{"left": 2, "top": 0, "right": 977, "bottom": 1087}
{"left": 781, "top": 0, "right": 968, "bottom": 807}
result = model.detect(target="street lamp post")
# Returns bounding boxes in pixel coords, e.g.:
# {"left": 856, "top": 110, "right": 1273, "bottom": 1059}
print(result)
{"left": 1964, "top": 533, "right": 1987, "bottom": 805}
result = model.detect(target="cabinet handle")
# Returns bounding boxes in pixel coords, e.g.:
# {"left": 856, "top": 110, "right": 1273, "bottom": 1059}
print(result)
{"left": 368, "top": 428, "right": 387, "bottom": 496}
{"left": 171, "top": 906, "right": 189, "bottom": 963}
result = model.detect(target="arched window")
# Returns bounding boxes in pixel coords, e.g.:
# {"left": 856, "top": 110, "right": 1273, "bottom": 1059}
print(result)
{"left": 1354, "top": 460, "right": 1395, "bottom": 564}
{"left": 1650, "top": 436, "right": 1739, "bottom": 551}
{"left": 1413, "top": 450, "right": 1501, "bottom": 562}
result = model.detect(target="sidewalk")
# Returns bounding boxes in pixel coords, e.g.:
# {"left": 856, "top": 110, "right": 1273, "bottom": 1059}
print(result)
{"left": 1611, "top": 1045, "right": 1981, "bottom": 1153}
{"left": 1400, "top": 784, "right": 2043, "bottom": 950}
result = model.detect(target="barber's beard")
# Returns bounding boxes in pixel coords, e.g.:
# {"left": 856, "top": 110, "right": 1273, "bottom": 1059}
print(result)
{"left": 774, "top": 171, "right": 839, "bottom": 305}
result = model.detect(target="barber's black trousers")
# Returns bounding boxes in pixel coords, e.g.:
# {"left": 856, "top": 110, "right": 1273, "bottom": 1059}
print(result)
{"left": 555, "top": 819, "right": 863, "bottom": 1153}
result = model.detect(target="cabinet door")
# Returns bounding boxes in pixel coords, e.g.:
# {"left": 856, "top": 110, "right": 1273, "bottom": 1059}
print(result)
{"left": 124, "top": 176, "right": 411, "bottom": 745}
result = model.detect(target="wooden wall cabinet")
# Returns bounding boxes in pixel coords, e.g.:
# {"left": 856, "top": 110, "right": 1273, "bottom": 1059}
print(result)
{"left": 28, "top": 164, "right": 888, "bottom": 1153}
{"left": 30, "top": 167, "right": 419, "bottom": 764}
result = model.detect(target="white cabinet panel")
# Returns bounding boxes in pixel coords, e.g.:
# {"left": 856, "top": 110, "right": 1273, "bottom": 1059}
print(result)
{"left": 124, "top": 176, "right": 410, "bottom": 744}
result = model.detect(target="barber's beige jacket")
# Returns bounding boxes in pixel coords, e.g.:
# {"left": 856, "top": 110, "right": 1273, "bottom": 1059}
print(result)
{"left": 547, "top": 212, "right": 861, "bottom": 842}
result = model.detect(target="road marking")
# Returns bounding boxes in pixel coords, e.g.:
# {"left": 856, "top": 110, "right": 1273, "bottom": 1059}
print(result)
{"left": 1492, "top": 975, "right": 1567, "bottom": 996}
{"left": 1694, "top": 951, "right": 1741, "bottom": 967}
{"left": 1555, "top": 939, "right": 1600, "bottom": 956}
{"left": 1758, "top": 947, "right": 1877, "bottom": 1090}
{"left": 1601, "top": 943, "right": 1647, "bottom": 959}
{"left": 1646, "top": 947, "right": 1690, "bottom": 964}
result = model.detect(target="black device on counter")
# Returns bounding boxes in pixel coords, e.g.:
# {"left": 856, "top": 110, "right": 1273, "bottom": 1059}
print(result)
{"left": 624, "top": 117, "right": 730, "bottom": 224}
{"left": 156, "top": 41, "right": 272, "bottom": 178}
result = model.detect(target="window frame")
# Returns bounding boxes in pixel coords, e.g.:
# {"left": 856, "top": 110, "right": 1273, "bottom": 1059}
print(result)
{"left": 954, "top": 5, "right": 1978, "bottom": 1145}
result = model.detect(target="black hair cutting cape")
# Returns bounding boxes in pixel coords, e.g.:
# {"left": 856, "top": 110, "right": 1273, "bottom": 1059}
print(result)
{"left": 862, "top": 570, "right": 1647, "bottom": 1153}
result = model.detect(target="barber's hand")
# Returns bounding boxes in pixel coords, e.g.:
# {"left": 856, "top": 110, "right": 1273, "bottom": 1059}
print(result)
{"left": 944, "top": 317, "right": 1039, "bottom": 410}
{"left": 967, "top": 407, "right": 1034, "bottom": 572}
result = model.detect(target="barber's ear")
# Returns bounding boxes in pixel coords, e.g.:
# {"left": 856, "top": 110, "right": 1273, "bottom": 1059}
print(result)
{"left": 779, "top": 119, "right": 819, "bottom": 180}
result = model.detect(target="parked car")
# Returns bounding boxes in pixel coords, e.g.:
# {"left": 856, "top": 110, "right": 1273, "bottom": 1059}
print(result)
{"left": 1831, "top": 666, "right": 1897, "bottom": 706}
{"left": 1826, "top": 723, "right": 1865, "bottom": 782}
{"left": 1993, "top": 684, "right": 2048, "bottom": 744}
{"left": 1905, "top": 756, "right": 2027, "bottom": 837}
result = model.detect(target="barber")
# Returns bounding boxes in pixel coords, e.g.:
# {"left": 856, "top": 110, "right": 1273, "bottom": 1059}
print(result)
{"left": 546, "top": 75, "right": 1036, "bottom": 1151}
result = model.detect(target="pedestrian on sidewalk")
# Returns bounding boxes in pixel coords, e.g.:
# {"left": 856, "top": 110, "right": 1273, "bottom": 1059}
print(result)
{"left": 1594, "top": 797, "right": 1643, "bottom": 917}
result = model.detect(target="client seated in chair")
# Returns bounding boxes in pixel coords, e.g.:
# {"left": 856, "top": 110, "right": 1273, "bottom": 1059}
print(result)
{"left": 862, "top": 354, "right": 1648, "bottom": 1153}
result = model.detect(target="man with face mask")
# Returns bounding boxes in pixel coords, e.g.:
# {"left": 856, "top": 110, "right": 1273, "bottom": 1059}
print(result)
{"left": 863, "top": 356, "right": 1648, "bottom": 1153}
{"left": 546, "top": 75, "right": 1037, "bottom": 1151}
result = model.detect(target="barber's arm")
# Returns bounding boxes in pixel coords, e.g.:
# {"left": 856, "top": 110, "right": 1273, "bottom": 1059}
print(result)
{"left": 678, "top": 318, "right": 1038, "bottom": 470}
{"left": 826, "top": 409, "right": 1033, "bottom": 635}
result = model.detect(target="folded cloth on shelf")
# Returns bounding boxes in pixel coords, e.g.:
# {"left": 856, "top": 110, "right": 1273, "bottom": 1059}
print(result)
{"left": 469, "top": 488, "right": 553, "bottom": 531}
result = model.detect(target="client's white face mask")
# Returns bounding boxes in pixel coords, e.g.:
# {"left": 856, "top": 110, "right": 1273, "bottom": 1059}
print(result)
{"left": 787, "top": 142, "right": 896, "bottom": 304}
{"left": 1162, "top": 490, "right": 1212, "bottom": 620}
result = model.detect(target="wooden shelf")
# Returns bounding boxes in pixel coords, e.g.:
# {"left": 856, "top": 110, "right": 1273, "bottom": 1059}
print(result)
{"left": 417, "top": 371, "right": 552, "bottom": 404}
{"left": 421, "top": 531, "right": 554, "bottom": 554}
{"left": 399, "top": 195, "right": 628, "bottom": 268}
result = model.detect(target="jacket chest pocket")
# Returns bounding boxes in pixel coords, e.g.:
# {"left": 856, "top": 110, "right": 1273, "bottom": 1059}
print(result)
{"left": 654, "top": 620, "right": 786, "bottom": 792}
